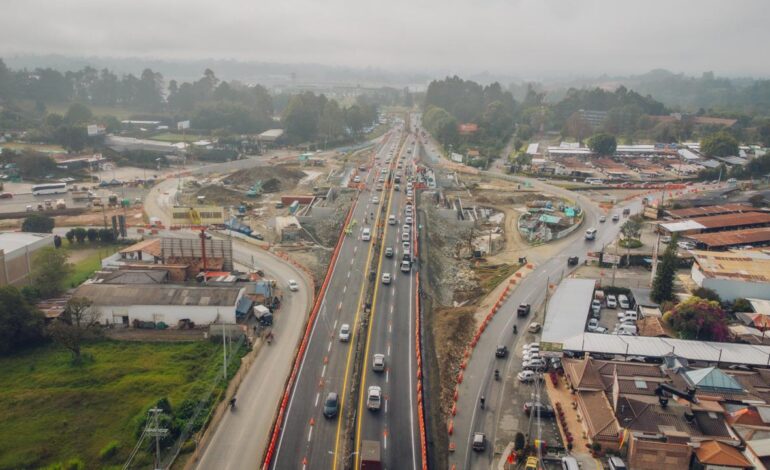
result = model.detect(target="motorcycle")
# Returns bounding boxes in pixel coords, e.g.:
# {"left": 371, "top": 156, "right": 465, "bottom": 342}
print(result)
{"left": 494, "top": 369, "right": 500, "bottom": 381}
{"left": 229, "top": 397, "right": 237, "bottom": 410}
{"left": 513, "top": 325, "right": 518, "bottom": 335}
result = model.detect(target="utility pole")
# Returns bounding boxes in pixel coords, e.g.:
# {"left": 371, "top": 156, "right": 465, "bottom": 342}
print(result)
{"left": 222, "top": 322, "right": 227, "bottom": 380}
{"left": 650, "top": 231, "right": 661, "bottom": 285}
{"left": 147, "top": 407, "right": 168, "bottom": 470}
{"left": 543, "top": 276, "right": 551, "bottom": 313}
{"left": 611, "top": 241, "right": 619, "bottom": 287}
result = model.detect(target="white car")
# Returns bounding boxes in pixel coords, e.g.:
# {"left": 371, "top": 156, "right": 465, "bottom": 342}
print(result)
{"left": 523, "top": 343, "right": 539, "bottom": 354}
{"left": 339, "top": 324, "right": 351, "bottom": 342}
{"left": 599, "top": 215, "right": 606, "bottom": 223}
{"left": 353, "top": 176, "right": 361, "bottom": 183}
{"left": 517, "top": 370, "right": 538, "bottom": 383}
{"left": 606, "top": 295, "right": 617, "bottom": 309}
{"left": 587, "top": 318, "right": 599, "bottom": 331}
{"left": 405, "top": 216, "right": 413, "bottom": 225}
{"left": 372, "top": 353, "right": 385, "bottom": 372}
{"left": 401, "top": 231, "right": 410, "bottom": 241}
{"left": 371, "top": 196, "right": 380, "bottom": 204}
{"left": 591, "top": 299, "right": 602, "bottom": 316}
{"left": 523, "top": 351, "right": 540, "bottom": 362}
{"left": 678, "top": 240, "right": 696, "bottom": 250}
{"left": 288, "top": 279, "right": 299, "bottom": 291}
{"left": 367, "top": 385, "right": 382, "bottom": 411}
{"left": 402, "top": 240, "right": 411, "bottom": 253}
{"left": 402, "top": 224, "right": 410, "bottom": 234}
{"left": 382, "top": 272, "right": 392, "bottom": 284}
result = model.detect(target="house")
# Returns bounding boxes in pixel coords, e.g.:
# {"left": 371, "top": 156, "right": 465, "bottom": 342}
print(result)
{"left": 690, "top": 250, "right": 770, "bottom": 301}
{"left": 0, "top": 232, "right": 55, "bottom": 286}
{"left": 73, "top": 283, "right": 244, "bottom": 326}
{"left": 693, "top": 440, "right": 752, "bottom": 470}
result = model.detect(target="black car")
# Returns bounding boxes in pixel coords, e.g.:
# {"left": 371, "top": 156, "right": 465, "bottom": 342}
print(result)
{"left": 495, "top": 345, "right": 508, "bottom": 358}
{"left": 568, "top": 256, "right": 579, "bottom": 266}
{"left": 323, "top": 392, "right": 339, "bottom": 419}
{"left": 523, "top": 401, "right": 555, "bottom": 418}
{"left": 517, "top": 304, "right": 531, "bottom": 317}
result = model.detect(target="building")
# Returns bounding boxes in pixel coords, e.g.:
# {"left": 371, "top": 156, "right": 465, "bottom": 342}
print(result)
{"left": 105, "top": 135, "right": 184, "bottom": 154}
{"left": 690, "top": 250, "right": 770, "bottom": 301}
{"left": 690, "top": 228, "right": 770, "bottom": 250}
{"left": 0, "top": 232, "right": 55, "bottom": 286}
{"left": 74, "top": 283, "right": 244, "bottom": 326}
{"left": 540, "top": 278, "right": 596, "bottom": 352}
{"left": 693, "top": 440, "right": 753, "bottom": 469}
{"left": 257, "top": 129, "right": 284, "bottom": 144}
{"left": 659, "top": 212, "right": 770, "bottom": 237}
{"left": 666, "top": 204, "right": 755, "bottom": 220}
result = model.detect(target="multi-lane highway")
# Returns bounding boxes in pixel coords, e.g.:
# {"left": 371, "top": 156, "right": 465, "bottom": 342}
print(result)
{"left": 353, "top": 134, "right": 422, "bottom": 469}
{"left": 271, "top": 128, "right": 418, "bottom": 469}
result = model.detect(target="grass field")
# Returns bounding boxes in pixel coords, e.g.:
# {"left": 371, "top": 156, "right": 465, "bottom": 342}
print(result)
{"left": 0, "top": 340, "right": 235, "bottom": 469}
{"left": 25, "top": 101, "right": 142, "bottom": 121}
{"left": 62, "top": 243, "right": 123, "bottom": 289}
{"left": 0, "top": 142, "right": 66, "bottom": 154}
{"left": 150, "top": 133, "right": 207, "bottom": 143}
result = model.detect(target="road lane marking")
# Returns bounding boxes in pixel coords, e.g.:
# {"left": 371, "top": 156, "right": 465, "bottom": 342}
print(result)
{"left": 307, "top": 426, "right": 313, "bottom": 442}
{"left": 386, "top": 370, "right": 389, "bottom": 383}
{"left": 347, "top": 271, "right": 351, "bottom": 279}
{"left": 327, "top": 341, "right": 332, "bottom": 352}
{"left": 383, "top": 430, "right": 388, "bottom": 449}
{"left": 321, "top": 364, "right": 327, "bottom": 378}
{"left": 385, "top": 399, "right": 389, "bottom": 413}
{"left": 387, "top": 345, "right": 391, "bottom": 356}
{"left": 315, "top": 392, "right": 320, "bottom": 407}
{"left": 354, "top": 246, "right": 358, "bottom": 254}
{"left": 337, "top": 302, "right": 342, "bottom": 311}
{"left": 343, "top": 285, "right": 347, "bottom": 294}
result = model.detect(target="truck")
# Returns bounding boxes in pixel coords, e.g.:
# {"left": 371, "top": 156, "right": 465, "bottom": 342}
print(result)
{"left": 360, "top": 440, "right": 381, "bottom": 470}
{"left": 55, "top": 199, "right": 67, "bottom": 209}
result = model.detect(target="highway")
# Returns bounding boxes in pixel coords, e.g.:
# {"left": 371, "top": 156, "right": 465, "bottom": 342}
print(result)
{"left": 271, "top": 129, "right": 405, "bottom": 469}
{"left": 353, "top": 133, "right": 422, "bottom": 469}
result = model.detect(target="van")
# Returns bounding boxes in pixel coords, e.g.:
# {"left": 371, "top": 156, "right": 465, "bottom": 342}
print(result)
{"left": 618, "top": 310, "right": 638, "bottom": 322}
{"left": 362, "top": 228, "right": 371, "bottom": 241}
{"left": 561, "top": 456, "right": 580, "bottom": 470}
{"left": 617, "top": 324, "right": 637, "bottom": 335}
{"left": 388, "top": 215, "right": 396, "bottom": 225}
{"left": 585, "top": 228, "right": 597, "bottom": 240}
{"left": 618, "top": 294, "right": 630, "bottom": 309}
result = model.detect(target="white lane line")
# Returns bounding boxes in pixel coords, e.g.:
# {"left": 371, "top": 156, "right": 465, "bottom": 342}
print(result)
{"left": 333, "top": 320, "right": 338, "bottom": 329}
{"left": 390, "top": 305, "right": 394, "bottom": 314}
{"left": 307, "top": 426, "right": 313, "bottom": 442}
{"left": 386, "top": 370, "right": 390, "bottom": 383}
{"left": 354, "top": 246, "right": 358, "bottom": 254}
{"left": 337, "top": 302, "right": 342, "bottom": 311}
{"left": 327, "top": 341, "right": 332, "bottom": 352}
{"left": 343, "top": 285, "right": 347, "bottom": 294}
{"left": 389, "top": 324, "right": 392, "bottom": 333}
{"left": 350, "top": 258, "right": 355, "bottom": 266}
{"left": 387, "top": 345, "right": 391, "bottom": 356}
{"left": 383, "top": 431, "right": 388, "bottom": 449}
{"left": 321, "top": 364, "right": 327, "bottom": 378}
{"left": 385, "top": 399, "right": 389, "bottom": 414}
{"left": 315, "top": 392, "right": 320, "bottom": 407}
{"left": 347, "top": 271, "right": 351, "bottom": 279}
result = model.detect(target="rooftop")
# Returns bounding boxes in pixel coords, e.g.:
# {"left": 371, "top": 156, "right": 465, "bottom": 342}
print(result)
{"left": 667, "top": 204, "right": 754, "bottom": 220}
{"left": 660, "top": 220, "right": 705, "bottom": 233}
{"left": 0, "top": 232, "right": 54, "bottom": 253}
{"left": 119, "top": 238, "right": 162, "bottom": 258}
{"left": 692, "top": 250, "right": 770, "bottom": 283}
{"left": 692, "top": 211, "right": 770, "bottom": 229}
{"left": 74, "top": 284, "right": 243, "bottom": 307}
{"left": 695, "top": 440, "right": 752, "bottom": 467}
{"left": 541, "top": 278, "right": 596, "bottom": 346}
{"left": 690, "top": 227, "right": 770, "bottom": 249}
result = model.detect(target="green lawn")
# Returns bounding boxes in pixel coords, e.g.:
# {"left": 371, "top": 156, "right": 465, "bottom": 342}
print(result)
{"left": 0, "top": 340, "right": 234, "bottom": 469}
{"left": 150, "top": 133, "right": 207, "bottom": 143}
{"left": 62, "top": 243, "right": 123, "bottom": 289}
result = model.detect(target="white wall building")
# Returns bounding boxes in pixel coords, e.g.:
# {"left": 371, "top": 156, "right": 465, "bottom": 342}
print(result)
{"left": 74, "top": 283, "right": 243, "bottom": 326}
{"left": 690, "top": 250, "right": 770, "bottom": 302}
{"left": 0, "top": 232, "right": 55, "bottom": 286}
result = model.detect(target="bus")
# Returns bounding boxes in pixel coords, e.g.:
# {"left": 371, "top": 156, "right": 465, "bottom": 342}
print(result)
{"left": 32, "top": 183, "right": 67, "bottom": 196}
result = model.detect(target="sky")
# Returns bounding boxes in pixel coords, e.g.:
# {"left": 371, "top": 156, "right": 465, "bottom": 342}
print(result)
{"left": 1, "top": 0, "right": 769, "bottom": 78}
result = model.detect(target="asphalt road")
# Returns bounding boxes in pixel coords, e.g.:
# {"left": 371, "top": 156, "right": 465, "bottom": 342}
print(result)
{"left": 354, "top": 134, "right": 422, "bottom": 469}
{"left": 271, "top": 130, "right": 404, "bottom": 469}
{"left": 450, "top": 178, "right": 643, "bottom": 470}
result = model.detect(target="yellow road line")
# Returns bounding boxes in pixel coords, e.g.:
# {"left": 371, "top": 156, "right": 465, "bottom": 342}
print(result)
{"left": 331, "top": 133, "right": 399, "bottom": 470}
{"left": 353, "top": 134, "right": 408, "bottom": 470}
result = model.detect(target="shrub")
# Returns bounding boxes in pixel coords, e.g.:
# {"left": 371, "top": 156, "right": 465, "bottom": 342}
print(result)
{"left": 99, "top": 440, "right": 119, "bottom": 461}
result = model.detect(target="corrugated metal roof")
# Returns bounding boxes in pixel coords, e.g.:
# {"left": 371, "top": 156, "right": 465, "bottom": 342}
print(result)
{"left": 692, "top": 211, "right": 770, "bottom": 229}
{"left": 0, "top": 231, "right": 54, "bottom": 254}
{"left": 563, "top": 333, "right": 770, "bottom": 367}
{"left": 692, "top": 250, "right": 770, "bottom": 283}
{"left": 74, "top": 283, "right": 242, "bottom": 307}
{"left": 541, "top": 278, "right": 596, "bottom": 344}
{"left": 660, "top": 220, "right": 705, "bottom": 232}
{"left": 691, "top": 227, "right": 770, "bottom": 248}
{"left": 667, "top": 204, "right": 754, "bottom": 219}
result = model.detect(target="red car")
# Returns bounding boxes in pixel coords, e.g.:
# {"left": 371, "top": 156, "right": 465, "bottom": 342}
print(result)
{"left": 0, "top": 192, "right": 13, "bottom": 199}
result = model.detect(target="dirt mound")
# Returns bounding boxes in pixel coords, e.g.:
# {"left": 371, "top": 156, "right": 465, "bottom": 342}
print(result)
{"left": 227, "top": 164, "right": 306, "bottom": 193}
{"left": 188, "top": 185, "right": 245, "bottom": 206}
{"left": 431, "top": 306, "right": 476, "bottom": 417}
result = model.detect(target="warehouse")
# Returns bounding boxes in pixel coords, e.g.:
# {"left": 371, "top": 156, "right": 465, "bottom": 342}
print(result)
{"left": 74, "top": 283, "right": 244, "bottom": 326}
{"left": 659, "top": 212, "right": 770, "bottom": 236}
{"left": 665, "top": 203, "right": 755, "bottom": 220}
{"left": 0, "top": 232, "right": 55, "bottom": 286}
{"left": 540, "top": 278, "right": 597, "bottom": 352}
{"left": 690, "top": 228, "right": 770, "bottom": 250}
{"left": 690, "top": 250, "right": 770, "bottom": 301}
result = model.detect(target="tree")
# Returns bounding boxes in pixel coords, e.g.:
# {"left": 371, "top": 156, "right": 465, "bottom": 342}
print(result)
{"left": 30, "top": 246, "right": 72, "bottom": 298}
{"left": 73, "top": 227, "right": 87, "bottom": 243}
{"left": 86, "top": 228, "right": 98, "bottom": 242}
{"left": 47, "top": 297, "right": 101, "bottom": 361}
{"left": 22, "top": 214, "right": 55, "bottom": 233}
{"left": 586, "top": 133, "right": 617, "bottom": 156}
{"left": 64, "top": 103, "right": 93, "bottom": 124}
{"left": 620, "top": 215, "right": 643, "bottom": 240}
{"left": 0, "top": 286, "right": 45, "bottom": 355}
{"left": 692, "top": 287, "right": 721, "bottom": 303}
{"left": 651, "top": 240, "right": 678, "bottom": 303}
{"left": 733, "top": 298, "right": 753, "bottom": 312}
{"left": 701, "top": 131, "right": 739, "bottom": 158}
{"left": 65, "top": 229, "right": 75, "bottom": 244}
{"left": 663, "top": 297, "right": 728, "bottom": 341}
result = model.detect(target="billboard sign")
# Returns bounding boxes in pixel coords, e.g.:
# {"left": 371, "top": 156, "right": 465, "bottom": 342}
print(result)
{"left": 87, "top": 124, "right": 99, "bottom": 136}
{"left": 177, "top": 120, "right": 191, "bottom": 130}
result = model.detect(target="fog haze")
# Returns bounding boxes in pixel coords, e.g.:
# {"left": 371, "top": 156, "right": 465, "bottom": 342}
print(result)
{"left": 2, "top": 0, "right": 768, "bottom": 77}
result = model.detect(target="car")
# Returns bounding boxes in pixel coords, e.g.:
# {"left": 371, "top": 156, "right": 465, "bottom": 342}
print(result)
{"left": 594, "top": 326, "right": 609, "bottom": 334}
{"left": 400, "top": 260, "right": 411, "bottom": 272}
{"left": 495, "top": 345, "right": 508, "bottom": 358}
{"left": 606, "top": 295, "right": 618, "bottom": 308}
{"left": 523, "top": 401, "right": 555, "bottom": 417}
{"left": 376, "top": 184, "right": 383, "bottom": 191}
{"left": 523, "top": 343, "right": 539, "bottom": 353}
{"left": 401, "top": 231, "right": 410, "bottom": 241}
{"left": 405, "top": 216, "right": 413, "bottom": 225}
{"left": 339, "top": 324, "right": 351, "bottom": 342}
{"left": 567, "top": 256, "right": 579, "bottom": 266}
{"left": 385, "top": 246, "right": 394, "bottom": 257}
{"left": 522, "top": 351, "right": 540, "bottom": 362}
{"left": 372, "top": 353, "right": 385, "bottom": 372}
{"left": 612, "top": 214, "right": 620, "bottom": 222}
{"left": 402, "top": 224, "right": 410, "bottom": 233}
{"left": 607, "top": 456, "right": 628, "bottom": 470}
{"left": 472, "top": 432, "right": 486, "bottom": 451}
{"left": 353, "top": 176, "right": 361, "bottom": 183}
{"left": 599, "top": 215, "right": 606, "bottom": 223}
{"left": 587, "top": 318, "right": 599, "bottom": 331}
{"left": 362, "top": 228, "right": 371, "bottom": 241}
{"left": 0, "top": 192, "right": 12, "bottom": 199}
{"left": 371, "top": 196, "right": 380, "bottom": 204}
{"left": 382, "top": 272, "right": 392, "bottom": 284}
{"left": 378, "top": 177, "right": 385, "bottom": 183}
{"left": 517, "top": 370, "right": 539, "bottom": 383}
{"left": 394, "top": 184, "right": 400, "bottom": 191}
{"left": 523, "top": 358, "right": 547, "bottom": 370}
{"left": 402, "top": 240, "right": 411, "bottom": 252}
{"left": 406, "top": 190, "right": 413, "bottom": 197}
{"left": 359, "top": 165, "right": 367, "bottom": 171}
{"left": 661, "top": 235, "right": 672, "bottom": 244}
{"left": 389, "top": 214, "right": 396, "bottom": 225}
{"left": 288, "top": 279, "right": 299, "bottom": 291}
{"left": 323, "top": 392, "right": 339, "bottom": 418}
{"left": 678, "top": 240, "right": 696, "bottom": 250}
{"left": 591, "top": 299, "right": 602, "bottom": 316}
{"left": 517, "top": 304, "right": 531, "bottom": 316}
{"left": 528, "top": 322, "right": 541, "bottom": 333}
{"left": 367, "top": 385, "right": 382, "bottom": 411}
